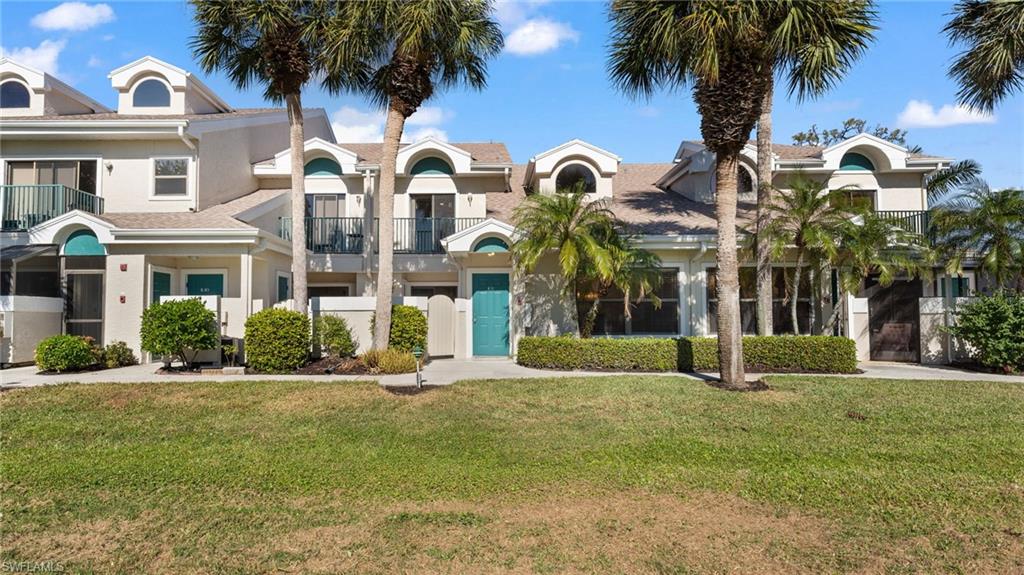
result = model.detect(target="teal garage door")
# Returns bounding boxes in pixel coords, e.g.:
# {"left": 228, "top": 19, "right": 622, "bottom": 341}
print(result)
{"left": 472, "top": 273, "right": 509, "bottom": 356}
{"left": 186, "top": 273, "right": 224, "bottom": 296}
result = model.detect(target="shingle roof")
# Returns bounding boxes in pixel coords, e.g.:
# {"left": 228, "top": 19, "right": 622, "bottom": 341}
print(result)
{"left": 97, "top": 189, "right": 287, "bottom": 230}
{"left": 0, "top": 108, "right": 299, "bottom": 122}
{"left": 339, "top": 142, "right": 512, "bottom": 164}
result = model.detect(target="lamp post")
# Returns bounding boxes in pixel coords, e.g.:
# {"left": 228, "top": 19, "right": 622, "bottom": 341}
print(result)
{"left": 412, "top": 345, "right": 424, "bottom": 388}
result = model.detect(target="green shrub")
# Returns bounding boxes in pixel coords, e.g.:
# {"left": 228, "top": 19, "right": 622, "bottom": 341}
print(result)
{"left": 315, "top": 314, "right": 357, "bottom": 358}
{"left": 35, "top": 335, "right": 97, "bottom": 372}
{"left": 372, "top": 305, "right": 427, "bottom": 352}
{"left": 140, "top": 298, "right": 219, "bottom": 369}
{"left": 946, "top": 294, "right": 1024, "bottom": 373}
{"left": 362, "top": 348, "right": 419, "bottom": 374}
{"left": 516, "top": 337, "right": 678, "bottom": 371}
{"left": 102, "top": 341, "right": 138, "bottom": 369}
{"left": 245, "top": 308, "right": 310, "bottom": 373}
{"left": 516, "top": 335, "right": 858, "bottom": 373}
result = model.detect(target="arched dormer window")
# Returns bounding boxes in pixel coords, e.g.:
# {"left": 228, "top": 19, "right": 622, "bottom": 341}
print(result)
{"left": 473, "top": 237, "right": 509, "bottom": 253}
{"left": 304, "top": 157, "right": 343, "bottom": 177}
{"left": 555, "top": 163, "right": 597, "bottom": 194}
{"left": 839, "top": 152, "right": 875, "bottom": 171}
{"left": 410, "top": 156, "right": 454, "bottom": 175}
{"left": 132, "top": 78, "right": 171, "bottom": 107}
{"left": 1, "top": 80, "right": 31, "bottom": 108}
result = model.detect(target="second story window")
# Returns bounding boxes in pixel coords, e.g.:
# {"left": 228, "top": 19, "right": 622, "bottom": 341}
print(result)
{"left": 6, "top": 160, "right": 97, "bottom": 194}
{"left": 834, "top": 189, "right": 876, "bottom": 211}
{"left": 1, "top": 80, "right": 31, "bottom": 108}
{"left": 133, "top": 78, "right": 171, "bottom": 107}
{"left": 153, "top": 158, "right": 188, "bottom": 196}
{"left": 555, "top": 163, "right": 597, "bottom": 194}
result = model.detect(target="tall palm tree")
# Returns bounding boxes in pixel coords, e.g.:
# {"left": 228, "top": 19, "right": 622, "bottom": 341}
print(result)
{"left": 944, "top": 0, "right": 1024, "bottom": 111}
{"left": 762, "top": 173, "right": 859, "bottom": 334}
{"left": 512, "top": 187, "right": 617, "bottom": 335}
{"left": 608, "top": 1, "right": 875, "bottom": 387}
{"left": 755, "top": 83, "right": 775, "bottom": 336}
{"left": 323, "top": 0, "right": 502, "bottom": 350}
{"left": 577, "top": 227, "right": 664, "bottom": 338}
{"left": 930, "top": 182, "right": 1024, "bottom": 290}
{"left": 191, "top": 0, "right": 358, "bottom": 315}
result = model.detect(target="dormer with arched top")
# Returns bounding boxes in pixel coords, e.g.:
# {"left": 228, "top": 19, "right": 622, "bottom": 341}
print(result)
{"left": 0, "top": 58, "right": 109, "bottom": 117}
{"left": 523, "top": 139, "right": 620, "bottom": 200}
{"left": 109, "top": 56, "right": 231, "bottom": 116}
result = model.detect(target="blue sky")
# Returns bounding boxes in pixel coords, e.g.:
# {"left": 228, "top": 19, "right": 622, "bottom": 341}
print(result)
{"left": 2, "top": 0, "right": 1021, "bottom": 188}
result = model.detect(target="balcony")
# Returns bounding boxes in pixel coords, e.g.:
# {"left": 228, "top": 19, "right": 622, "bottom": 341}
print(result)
{"left": 875, "top": 210, "right": 930, "bottom": 237}
{"left": 278, "top": 217, "right": 484, "bottom": 254}
{"left": 1, "top": 185, "right": 105, "bottom": 231}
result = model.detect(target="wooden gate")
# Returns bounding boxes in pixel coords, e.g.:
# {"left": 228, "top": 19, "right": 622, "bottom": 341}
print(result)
{"left": 427, "top": 294, "right": 456, "bottom": 357}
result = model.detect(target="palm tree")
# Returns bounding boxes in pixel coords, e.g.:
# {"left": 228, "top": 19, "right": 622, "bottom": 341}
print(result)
{"left": 512, "top": 187, "right": 617, "bottom": 335}
{"left": 944, "top": 0, "right": 1024, "bottom": 111}
{"left": 577, "top": 227, "right": 664, "bottom": 338}
{"left": 609, "top": 1, "right": 875, "bottom": 387}
{"left": 822, "top": 214, "right": 928, "bottom": 334}
{"left": 762, "top": 173, "right": 859, "bottom": 334}
{"left": 191, "top": 0, "right": 357, "bottom": 316}
{"left": 323, "top": 0, "right": 502, "bottom": 350}
{"left": 930, "top": 182, "right": 1024, "bottom": 291}
{"left": 755, "top": 84, "right": 775, "bottom": 336}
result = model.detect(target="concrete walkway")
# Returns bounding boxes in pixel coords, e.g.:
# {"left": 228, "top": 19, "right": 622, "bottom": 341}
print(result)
{"left": 2, "top": 359, "right": 1021, "bottom": 390}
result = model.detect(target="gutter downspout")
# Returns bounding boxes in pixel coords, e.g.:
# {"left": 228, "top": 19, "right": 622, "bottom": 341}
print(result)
{"left": 178, "top": 125, "right": 199, "bottom": 213}
{"left": 687, "top": 241, "right": 709, "bottom": 336}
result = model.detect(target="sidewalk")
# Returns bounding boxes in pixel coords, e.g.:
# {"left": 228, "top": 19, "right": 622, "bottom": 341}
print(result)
{"left": 2, "top": 359, "right": 1021, "bottom": 390}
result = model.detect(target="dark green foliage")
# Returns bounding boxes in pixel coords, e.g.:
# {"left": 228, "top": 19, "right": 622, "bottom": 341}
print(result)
{"left": 140, "top": 298, "right": 219, "bottom": 370}
{"left": 516, "top": 335, "right": 857, "bottom": 373}
{"left": 102, "top": 341, "right": 138, "bottom": 369}
{"left": 362, "top": 348, "right": 418, "bottom": 374}
{"left": 946, "top": 294, "right": 1024, "bottom": 373}
{"left": 245, "top": 308, "right": 310, "bottom": 373}
{"left": 372, "top": 305, "right": 427, "bottom": 352}
{"left": 314, "top": 314, "right": 357, "bottom": 358}
{"left": 34, "top": 335, "right": 97, "bottom": 373}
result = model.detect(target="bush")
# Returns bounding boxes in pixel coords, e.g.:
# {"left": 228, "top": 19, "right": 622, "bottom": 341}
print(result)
{"left": 35, "top": 335, "right": 97, "bottom": 372}
{"left": 946, "top": 294, "right": 1024, "bottom": 373}
{"left": 245, "top": 308, "right": 310, "bottom": 373}
{"left": 372, "top": 305, "right": 427, "bottom": 352}
{"left": 103, "top": 341, "right": 138, "bottom": 369}
{"left": 678, "top": 336, "right": 858, "bottom": 373}
{"left": 362, "top": 348, "right": 419, "bottom": 374}
{"left": 315, "top": 314, "right": 357, "bottom": 358}
{"left": 516, "top": 335, "right": 858, "bottom": 373}
{"left": 141, "top": 298, "right": 219, "bottom": 369}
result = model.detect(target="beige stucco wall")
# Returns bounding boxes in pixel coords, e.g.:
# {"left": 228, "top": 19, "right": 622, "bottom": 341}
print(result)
{"left": 196, "top": 120, "right": 301, "bottom": 210}
{"left": 103, "top": 253, "right": 147, "bottom": 354}
{"left": 1, "top": 303, "right": 62, "bottom": 364}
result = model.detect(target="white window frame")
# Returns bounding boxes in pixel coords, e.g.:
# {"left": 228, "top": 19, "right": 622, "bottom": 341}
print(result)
{"left": 552, "top": 161, "right": 599, "bottom": 195}
{"left": 0, "top": 78, "right": 32, "bottom": 110}
{"left": 150, "top": 156, "right": 192, "bottom": 200}
{"left": 130, "top": 75, "right": 173, "bottom": 109}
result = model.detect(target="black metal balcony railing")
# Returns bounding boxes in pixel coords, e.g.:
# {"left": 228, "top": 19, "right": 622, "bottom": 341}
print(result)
{"left": 875, "top": 210, "right": 930, "bottom": 237}
{"left": 279, "top": 217, "right": 364, "bottom": 254}
{"left": 378, "top": 217, "right": 484, "bottom": 254}
{"left": 1, "top": 184, "right": 104, "bottom": 231}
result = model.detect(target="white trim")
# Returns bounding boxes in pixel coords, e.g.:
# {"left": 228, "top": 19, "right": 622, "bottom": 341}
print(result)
{"left": 149, "top": 155, "right": 193, "bottom": 200}
{"left": 467, "top": 268, "right": 513, "bottom": 358}
{"left": 148, "top": 265, "right": 177, "bottom": 307}
{"left": 0, "top": 77, "right": 31, "bottom": 110}
{"left": 0, "top": 295, "right": 63, "bottom": 313}
{"left": 180, "top": 268, "right": 228, "bottom": 296}
{"left": 129, "top": 75, "right": 174, "bottom": 109}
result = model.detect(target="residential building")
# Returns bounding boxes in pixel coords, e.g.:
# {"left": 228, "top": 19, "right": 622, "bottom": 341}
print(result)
{"left": 0, "top": 56, "right": 969, "bottom": 366}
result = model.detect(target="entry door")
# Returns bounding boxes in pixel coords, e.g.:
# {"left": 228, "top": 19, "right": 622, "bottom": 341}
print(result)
{"left": 868, "top": 278, "right": 921, "bottom": 362}
{"left": 65, "top": 272, "right": 103, "bottom": 342}
{"left": 186, "top": 274, "right": 224, "bottom": 296}
{"left": 152, "top": 271, "right": 171, "bottom": 304}
{"left": 472, "top": 273, "right": 510, "bottom": 356}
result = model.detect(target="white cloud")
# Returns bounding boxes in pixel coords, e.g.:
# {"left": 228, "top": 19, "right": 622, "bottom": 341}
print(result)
{"left": 495, "top": 0, "right": 551, "bottom": 26}
{"left": 505, "top": 18, "right": 579, "bottom": 56}
{"left": 897, "top": 100, "right": 996, "bottom": 128}
{"left": 31, "top": 2, "right": 115, "bottom": 32}
{"left": 0, "top": 39, "right": 66, "bottom": 75}
{"left": 87, "top": 55, "right": 103, "bottom": 68}
{"left": 330, "top": 105, "right": 452, "bottom": 143}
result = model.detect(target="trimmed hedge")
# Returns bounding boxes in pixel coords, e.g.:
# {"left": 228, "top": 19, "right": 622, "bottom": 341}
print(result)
{"left": 35, "top": 335, "right": 97, "bottom": 373}
{"left": 516, "top": 335, "right": 858, "bottom": 374}
{"left": 371, "top": 305, "right": 428, "bottom": 352}
{"left": 245, "top": 308, "right": 310, "bottom": 373}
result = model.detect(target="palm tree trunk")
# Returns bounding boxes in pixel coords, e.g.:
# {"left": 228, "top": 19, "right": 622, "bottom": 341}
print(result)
{"left": 286, "top": 93, "right": 307, "bottom": 315}
{"left": 823, "top": 286, "right": 845, "bottom": 335}
{"left": 791, "top": 248, "right": 804, "bottom": 335}
{"left": 755, "top": 77, "right": 774, "bottom": 336}
{"left": 372, "top": 100, "right": 407, "bottom": 350}
{"left": 808, "top": 264, "right": 817, "bottom": 334}
{"left": 581, "top": 298, "right": 599, "bottom": 338}
{"left": 715, "top": 155, "right": 746, "bottom": 387}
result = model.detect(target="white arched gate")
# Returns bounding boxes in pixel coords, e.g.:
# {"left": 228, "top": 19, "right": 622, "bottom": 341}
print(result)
{"left": 427, "top": 294, "right": 456, "bottom": 357}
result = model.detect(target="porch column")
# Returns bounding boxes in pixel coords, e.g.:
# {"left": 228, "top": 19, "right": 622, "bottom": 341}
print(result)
{"left": 240, "top": 251, "right": 253, "bottom": 317}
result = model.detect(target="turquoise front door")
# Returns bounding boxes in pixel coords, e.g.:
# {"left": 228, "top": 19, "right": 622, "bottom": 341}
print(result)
{"left": 472, "top": 273, "right": 510, "bottom": 356}
{"left": 186, "top": 274, "right": 224, "bottom": 296}
{"left": 152, "top": 271, "right": 171, "bottom": 304}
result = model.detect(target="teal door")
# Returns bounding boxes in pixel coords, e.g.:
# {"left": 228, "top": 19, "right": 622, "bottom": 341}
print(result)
{"left": 152, "top": 271, "right": 171, "bottom": 304}
{"left": 277, "top": 274, "right": 290, "bottom": 302}
{"left": 472, "top": 273, "right": 510, "bottom": 356}
{"left": 186, "top": 274, "right": 224, "bottom": 296}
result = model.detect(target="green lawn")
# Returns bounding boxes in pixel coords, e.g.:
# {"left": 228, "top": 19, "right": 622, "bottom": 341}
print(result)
{"left": 2, "top": 376, "right": 1022, "bottom": 574}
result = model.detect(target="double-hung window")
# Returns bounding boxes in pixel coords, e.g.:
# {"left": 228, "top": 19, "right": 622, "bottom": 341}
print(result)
{"left": 153, "top": 158, "right": 189, "bottom": 197}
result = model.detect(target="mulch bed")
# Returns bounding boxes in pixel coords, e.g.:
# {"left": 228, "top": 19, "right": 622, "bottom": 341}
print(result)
{"left": 706, "top": 379, "right": 771, "bottom": 392}
{"left": 949, "top": 361, "right": 1022, "bottom": 376}
{"left": 383, "top": 385, "right": 444, "bottom": 396}
{"left": 293, "top": 357, "right": 369, "bottom": 376}
{"left": 156, "top": 366, "right": 204, "bottom": 376}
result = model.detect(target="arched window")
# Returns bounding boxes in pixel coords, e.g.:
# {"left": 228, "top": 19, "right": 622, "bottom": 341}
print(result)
{"left": 555, "top": 163, "right": 597, "bottom": 194}
{"left": 132, "top": 78, "right": 171, "bottom": 107}
{"left": 0, "top": 80, "right": 31, "bottom": 108}
{"left": 410, "top": 156, "right": 453, "bottom": 175}
{"left": 839, "top": 152, "right": 875, "bottom": 171}
{"left": 738, "top": 167, "right": 754, "bottom": 195}
{"left": 473, "top": 237, "right": 509, "bottom": 253}
{"left": 63, "top": 229, "right": 106, "bottom": 256}
{"left": 304, "top": 157, "right": 343, "bottom": 176}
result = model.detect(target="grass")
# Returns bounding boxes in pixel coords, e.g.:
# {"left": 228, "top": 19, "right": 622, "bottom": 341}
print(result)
{"left": 1, "top": 376, "right": 1022, "bottom": 573}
